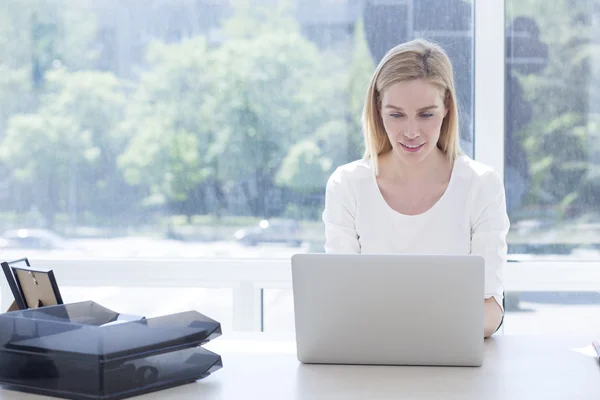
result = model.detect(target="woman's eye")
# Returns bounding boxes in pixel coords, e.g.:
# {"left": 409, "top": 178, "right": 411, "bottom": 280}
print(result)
{"left": 390, "top": 114, "right": 404, "bottom": 119}
{"left": 421, "top": 113, "right": 433, "bottom": 118}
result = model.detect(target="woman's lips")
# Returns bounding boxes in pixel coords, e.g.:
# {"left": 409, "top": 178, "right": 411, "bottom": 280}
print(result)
{"left": 400, "top": 142, "right": 425, "bottom": 152}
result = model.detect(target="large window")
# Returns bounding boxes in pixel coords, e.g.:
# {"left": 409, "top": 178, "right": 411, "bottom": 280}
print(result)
{"left": 0, "top": 0, "right": 474, "bottom": 329}
{"left": 0, "top": 0, "right": 474, "bottom": 261}
{"left": 503, "top": 0, "right": 600, "bottom": 334}
{"left": 0, "top": 0, "right": 598, "bottom": 335}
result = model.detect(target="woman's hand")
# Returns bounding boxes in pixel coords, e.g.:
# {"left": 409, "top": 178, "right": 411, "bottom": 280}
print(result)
{"left": 484, "top": 297, "right": 503, "bottom": 338}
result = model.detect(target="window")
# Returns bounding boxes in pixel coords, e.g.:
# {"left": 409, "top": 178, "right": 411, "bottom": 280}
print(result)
{"left": 0, "top": 0, "right": 597, "bottom": 335}
{"left": 505, "top": 1, "right": 600, "bottom": 261}
{"left": 503, "top": 0, "right": 600, "bottom": 335}
{"left": 0, "top": 0, "right": 474, "bottom": 261}
{"left": 0, "top": 0, "right": 475, "bottom": 329}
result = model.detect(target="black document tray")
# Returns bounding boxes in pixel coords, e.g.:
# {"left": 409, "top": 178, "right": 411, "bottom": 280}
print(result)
{"left": 0, "top": 301, "right": 222, "bottom": 399}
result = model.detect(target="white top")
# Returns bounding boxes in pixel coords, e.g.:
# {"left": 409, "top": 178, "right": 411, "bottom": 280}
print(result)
{"left": 322, "top": 154, "right": 510, "bottom": 307}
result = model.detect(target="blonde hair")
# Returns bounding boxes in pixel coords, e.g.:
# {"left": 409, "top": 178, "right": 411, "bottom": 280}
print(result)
{"left": 362, "top": 38, "right": 460, "bottom": 175}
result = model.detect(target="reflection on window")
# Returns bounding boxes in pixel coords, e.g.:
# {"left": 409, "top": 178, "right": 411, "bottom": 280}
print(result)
{"left": 0, "top": 0, "right": 473, "bottom": 259}
{"left": 505, "top": 0, "right": 600, "bottom": 260}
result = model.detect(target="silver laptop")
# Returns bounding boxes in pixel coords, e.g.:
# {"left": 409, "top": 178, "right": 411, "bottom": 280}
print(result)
{"left": 291, "top": 253, "right": 485, "bottom": 367}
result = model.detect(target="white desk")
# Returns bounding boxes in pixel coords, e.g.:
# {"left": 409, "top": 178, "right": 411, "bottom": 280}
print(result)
{"left": 1, "top": 335, "right": 599, "bottom": 399}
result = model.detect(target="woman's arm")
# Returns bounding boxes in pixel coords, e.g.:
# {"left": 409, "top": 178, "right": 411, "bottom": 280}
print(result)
{"left": 322, "top": 167, "right": 360, "bottom": 253}
{"left": 470, "top": 169, "right": 511, "bottom": 338}
{"left": 484, "top": 297, "right": 503, "bottom": 337}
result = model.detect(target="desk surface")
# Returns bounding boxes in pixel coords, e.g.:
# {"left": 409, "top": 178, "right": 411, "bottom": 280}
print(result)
{"left": 1, "top": 335, "right": 599, "bottom": 400}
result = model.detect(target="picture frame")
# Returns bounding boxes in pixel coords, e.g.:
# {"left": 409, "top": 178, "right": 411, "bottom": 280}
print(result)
{"left": 1, "top": 258, "right": 29, "bottom": 311}
{"left": 9, "top": 261, "right": 63, "bottom": 309}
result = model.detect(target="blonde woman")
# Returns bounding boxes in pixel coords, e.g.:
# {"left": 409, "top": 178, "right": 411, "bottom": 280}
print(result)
{"left": 322, "top": 39, "right": 509, "bottom": 338}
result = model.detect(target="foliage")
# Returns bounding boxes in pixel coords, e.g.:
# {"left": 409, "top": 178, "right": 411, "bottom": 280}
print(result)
{"left": 3, "top": 0, "right": 599, "bottom": 230}
{"left": 510, "top": 0, "right": 600, "bottom": 217}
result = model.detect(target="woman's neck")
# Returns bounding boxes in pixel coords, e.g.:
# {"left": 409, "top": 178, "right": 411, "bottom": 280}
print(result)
{"left": 378, "top": 148, "right": 451, "bottom": 185}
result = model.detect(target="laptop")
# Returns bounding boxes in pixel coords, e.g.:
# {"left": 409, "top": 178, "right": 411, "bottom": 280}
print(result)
{"left": 291, "top": 253, "right": 485, "bottom": 367}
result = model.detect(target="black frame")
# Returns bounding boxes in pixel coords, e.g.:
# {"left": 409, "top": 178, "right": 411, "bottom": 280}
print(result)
{"left": 10, "top": 261, "right": 63, "bottom": 309}
{"left": 1, "top": 258, "right": 30, "bottom": 310}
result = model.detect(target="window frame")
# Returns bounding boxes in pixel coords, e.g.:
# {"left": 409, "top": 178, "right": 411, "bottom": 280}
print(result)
{"left": 474, "top": 0, "right": 505, "bottom": 179}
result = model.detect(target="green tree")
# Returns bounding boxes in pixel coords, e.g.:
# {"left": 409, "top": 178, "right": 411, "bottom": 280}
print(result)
{"left": 118, "top": 38, "right": 217, "bottom": 218}
{"left": 0, "top": 67, "right": 32, "bottom": 140}
{"left": 206, "top": 7, "right": 345, "bottom": 217}
{"left": 0, "top": 112, "right": 90, "bottom": 228}
{"left": 0, "top": 1, "right": 97, "bottom": 66}
{"left": 276, "top": 120, "right": 348, "bottom": 194}
{"left": 0, "top": 0, "right": 97, "bottom": 98}
{"left": 276, "top": 21, "right": 374, "bottom": 202}
{"left": 0, "top": 1, "right": 101, "bottom": 226}
{"left": 116, "top": 0, "right": 351, "bottom": 219}
{"left": 510, "top": 1, "right": 600, "bottom": 216}
{"left": 0, "top": 69, "right": 130, "bottom": 228}
{"left": 222, "top": 0, "right": 297, "bottom": 40}
{"left": 46, "top": 69, "right": 134, "bottom": 223}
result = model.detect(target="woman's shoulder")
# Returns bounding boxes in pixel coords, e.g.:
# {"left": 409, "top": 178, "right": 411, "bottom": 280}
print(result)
{"left": 327, "top": 158, "right": 374, "bottom": 187}
{"left": 454, "top": 154, "right": 505, "bottom": 194}
{"left": 455, "top": 154, "right": 502, "bottom": 182}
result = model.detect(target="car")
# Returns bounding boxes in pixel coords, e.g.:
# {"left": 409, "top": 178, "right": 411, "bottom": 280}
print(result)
{"left": 1, "top": 228, "right": 78, "bottom": 251}
{"left": 233, "top": 219, "right": 303, "bottom": 247}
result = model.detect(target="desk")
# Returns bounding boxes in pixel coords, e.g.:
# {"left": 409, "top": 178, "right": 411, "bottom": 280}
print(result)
{"left": 0, "top": 335, "right": 598, "bottom": 399}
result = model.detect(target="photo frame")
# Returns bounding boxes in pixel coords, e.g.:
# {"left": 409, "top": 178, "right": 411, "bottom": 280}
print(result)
{"left": 10, "top": 261, "right": 63, "bottom": 309}
{"left": 1, "top": 258, "right": 29, "bottom": 311}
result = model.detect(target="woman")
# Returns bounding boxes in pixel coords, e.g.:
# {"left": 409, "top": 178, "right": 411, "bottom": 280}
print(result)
{"left": 322, "top": 38, "right": 509, "bottom": 338}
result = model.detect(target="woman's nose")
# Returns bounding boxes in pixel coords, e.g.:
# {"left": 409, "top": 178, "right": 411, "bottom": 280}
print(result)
{"left": 402, "top": 120, "right": 420, "bottom": 139}
{"left": 403, "top": 129, "right": 420, "bottom": 139}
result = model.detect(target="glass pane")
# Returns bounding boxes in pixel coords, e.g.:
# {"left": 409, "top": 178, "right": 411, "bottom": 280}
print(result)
{"left": 505, "top": 0, "right": 600, "bottom": 334}
{"left": 0, "top": 0, "right": 473, "bottom": 261}
{"left": 262, "top": 289, "right": 295, "bottom": 333}
{"left": 504, "top": 290, "right": 600, "bottom": 336}
{"left": 505, "top": 1, "right": 600, "bottom": 260}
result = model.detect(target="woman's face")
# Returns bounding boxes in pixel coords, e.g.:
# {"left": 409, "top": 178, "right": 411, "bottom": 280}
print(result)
{"left": 380, "top": 78, "right": 448, "bottom": 165}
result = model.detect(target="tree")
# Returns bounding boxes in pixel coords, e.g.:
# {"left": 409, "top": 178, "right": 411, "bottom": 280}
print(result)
{"left": 509, "top": 1, "right": 600, "bottom": 217}
{"left": 0, "top": 0, "right": 98, "bottom": 100}
{"left": 0, "top": 68, "right": 131, "bottom": 228}
{"left": 0, "top": 112, "right": 90, "bottom": 228}
{"left": 222, "top": 0, "right": 297, "bottom": 40}
{"left": 0, "top": 67, "right": 32, "bottom": 143}
{"left": 276, "top": 21, "right": 373, "bottom": 206}
{"left": 0, "top": 0, "right": 102, "bottom": 224}
{"left": 118, "top": 38, "right": 217, "bottom": 218}
{"left": 46, "top": 69, "right": 135, "bottom": 222}
{"left": 206, "top": 7, "right": 344, "bottom": 217}
{"left": 276, "top": 121, "right": 343, "bottom": 196}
